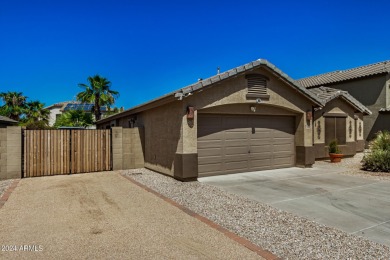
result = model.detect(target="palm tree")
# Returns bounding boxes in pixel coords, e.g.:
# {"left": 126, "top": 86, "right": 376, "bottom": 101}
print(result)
{"left": 54, "top": 110, "right": 93, "bottom": 128}
{"left": 25, "top": 100, "right": 50, "bottom": 124}
{"left": 0, "top": 91, "right": 27, "bottom": 121}
{"left": 76, "top": 75, "right": 119, "bottom": 121}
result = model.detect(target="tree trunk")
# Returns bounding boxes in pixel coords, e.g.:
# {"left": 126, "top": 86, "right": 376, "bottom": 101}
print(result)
{"left": 94, "top": 96, "right": 101, "bottom": 121}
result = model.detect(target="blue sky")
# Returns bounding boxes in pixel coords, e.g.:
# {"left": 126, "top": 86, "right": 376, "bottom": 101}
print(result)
{"left": 1, "top": 0, "right": 389, "bottom": 109}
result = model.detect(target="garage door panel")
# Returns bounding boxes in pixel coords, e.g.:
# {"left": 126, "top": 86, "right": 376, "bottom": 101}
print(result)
{"left": 250, "top": 145, "right": 272, "bottom": 153}
{"left": 225, "top": 130, "right": 248, "bottom": 138}
{"left": 273, "top": 156, "right": 295, "bottom": 167}
{"left": 225, "top": 146, "right": 248, "bottom": 155}
{"left": 250, "top": 158, "right": 273, "bottom": 168}
{"left": 273, "top": 144, "right": 294, "bottom": 152}
{"left": 198, "top": 140, "right": 224, "bottom": 149}
{"left": 198, "top": 147, "right": 223, "bottom": 157}
{"left": 198, "top": 163, "right": 223, "bottom": 173}
{"left": 198, "top": 156, "right": 223, "bottom": 164}
{"left": 250, "top": 139, "right": 272, "bottom": 147}
{"left": 274, "top": 151, "right": 294, "bottom": 158}
{"left": 225, "top": 140, "right": 249, "bottom": 148}
{"left": 225, "top": 161, "right": 248, "bottom": 170}
{"left": 198, "top": 114, "right": 295, "bottom": 176}
{"left": 225, "top": 154, "right": 249, "bottom": 162}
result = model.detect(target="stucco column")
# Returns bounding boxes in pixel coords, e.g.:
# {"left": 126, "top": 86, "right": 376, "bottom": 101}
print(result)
{"left": 112, "top": 127, "right": 123, "bottom": 170}
{"left": 173, "top": 106, "right": 198, "bottom": 181}
{"left": 295, "top": 112, "right": 315, "bottom": 167}
{"left": 2, "top": 126, "right": 22, "bottom": 179}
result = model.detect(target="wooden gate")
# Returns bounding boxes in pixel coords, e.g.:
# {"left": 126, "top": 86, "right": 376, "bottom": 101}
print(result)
{"left": 23, "top": 129, "right": 111, "bottom": 177}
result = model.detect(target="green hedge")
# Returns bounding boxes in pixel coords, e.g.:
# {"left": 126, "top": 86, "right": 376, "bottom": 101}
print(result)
{"left": 362, "top": 130, "right": 390, "bottom": 172}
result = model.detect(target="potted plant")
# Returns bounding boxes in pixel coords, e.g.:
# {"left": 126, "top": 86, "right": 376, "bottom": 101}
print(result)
{"left": 328, "top": 139, "right": 343, "bottom": 163}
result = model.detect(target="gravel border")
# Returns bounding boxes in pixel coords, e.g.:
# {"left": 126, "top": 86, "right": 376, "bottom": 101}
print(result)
{"left": 0, "top": 179, "right": 14, "bottom": 198}
{"left": 122, "top": 168, "right": 390, "bottom": 260}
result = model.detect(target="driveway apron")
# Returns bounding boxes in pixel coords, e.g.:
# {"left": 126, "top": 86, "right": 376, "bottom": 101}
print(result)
{"left": 0, "top": 172, "right": 262, "bottom": 260}
{"left": 200, "top": 165, "right": 390, "bottom": 247}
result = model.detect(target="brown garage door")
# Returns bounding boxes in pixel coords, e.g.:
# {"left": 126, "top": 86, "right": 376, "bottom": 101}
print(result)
{"left": 198, "top": 114, "right": 295, "bottom": 177}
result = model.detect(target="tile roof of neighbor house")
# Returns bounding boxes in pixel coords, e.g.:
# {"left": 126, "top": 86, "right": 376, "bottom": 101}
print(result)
{"left": 97, "top": 59, "right": 325, "bottom": 123}
{"left": 297, "top": 60, "right": 390, "bottom": 88}
{"left": 308, "top": 87, "right": 371, "bottom": 115}
{"left": 44, "top": 101, "right": 75, "bottom": 110}
{"left": 63, "top": 103, "right": 107, "bottom": 112}
{"left": 0, "top": 115, "right": 18, "bottom": 124}
{"left": 45, "top": 101, "right": 107, "bottom": 112}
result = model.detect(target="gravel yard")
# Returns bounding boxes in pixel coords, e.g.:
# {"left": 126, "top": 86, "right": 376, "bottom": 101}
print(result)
{"left": 317, "top": 152, "right": 390, "bottom": 180}
{"left": 124, "top": 168, "right": 390, "bottom": 259}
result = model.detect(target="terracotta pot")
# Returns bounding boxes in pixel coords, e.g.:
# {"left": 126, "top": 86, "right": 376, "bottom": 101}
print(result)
{"left": 329, "top": 153, "right": 343, "bottom": 163}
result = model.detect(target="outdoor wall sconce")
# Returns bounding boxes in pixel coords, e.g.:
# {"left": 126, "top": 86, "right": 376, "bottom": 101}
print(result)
{"left": 359, "top": 122, "right": 362, "bottom": 137}
{"left": 250, "top": 105, "right": 256, "bottom": 112}
{"left": 306, "top": 110, "right": 312, "bottom": 121}
{"left": 187, "top": 106, "right": 194, "bottom": 119}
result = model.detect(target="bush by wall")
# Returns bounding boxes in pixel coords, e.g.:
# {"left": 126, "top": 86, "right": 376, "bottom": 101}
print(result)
{"left": 362, "top": 130, "right": 390, "bottom": 172}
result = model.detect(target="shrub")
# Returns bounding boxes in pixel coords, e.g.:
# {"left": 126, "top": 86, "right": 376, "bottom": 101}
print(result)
{"left": 369, "top": 130, "right": 390, "bottom": 151}
{"left": 362, "top": 130, "right": 390, "bottom": 172}
{"left": 328, "top": 139, "right": 341, "bottom": 154}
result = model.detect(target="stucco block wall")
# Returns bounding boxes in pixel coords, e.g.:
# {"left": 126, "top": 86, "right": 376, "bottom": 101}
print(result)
{"left": 111, "top": 127, "right": 144, "bottom": 171}
{"left": 141, "top": 102, "right": 183, "bottom": 177}
{"left": 0, "top": 127, "right": 22, "bottom": 180}
{"left": 325, "top": 75, "right": 389, "bottom": 141}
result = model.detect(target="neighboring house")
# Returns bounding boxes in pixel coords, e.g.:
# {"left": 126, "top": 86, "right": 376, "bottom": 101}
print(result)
{"left": 45, "top": 101, "right": 107, "bottom": 126}
{"left": 96, "top": 59, "right": 370, "bottom": 180}
{"left": 297, "top": 61, "right": 390, "bottom": 143}
{"left": 45, "top": 101, "right": 70, "bottom": 126}
{"left": 0, "top": 115, "right": 18, "bottom": 128}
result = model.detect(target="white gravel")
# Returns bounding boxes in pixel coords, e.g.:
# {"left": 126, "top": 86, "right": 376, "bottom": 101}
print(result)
{"left": 0, "top": 179, "right": 14, "bottom": 198}
{"left": 123, "top": 168, "right": 390, "bottom": 260}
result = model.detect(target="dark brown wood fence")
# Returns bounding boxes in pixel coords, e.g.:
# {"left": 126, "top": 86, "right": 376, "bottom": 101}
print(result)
{"left": 23, "top": 129, "right": 111, "bottom": 177}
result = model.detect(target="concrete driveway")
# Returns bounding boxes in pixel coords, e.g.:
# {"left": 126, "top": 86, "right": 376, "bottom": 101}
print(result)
{"left": 0, "top": 172, "right": 262, "bottom": 260}
{"left": 199, "top": 165, "right": 390, "bottom": 247}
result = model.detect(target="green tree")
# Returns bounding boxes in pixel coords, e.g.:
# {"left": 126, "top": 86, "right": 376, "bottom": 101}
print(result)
{"left": 0, "top": 91, "right": 27, "bottom": 121}
{"left": 76, "top": 75, "right": 119, "bottom": 121}
{"left": 24, "top": 100, "right": 50, "bottom": 124}
{"left": 54, "top": 110, "right": 93, "bottom": 128}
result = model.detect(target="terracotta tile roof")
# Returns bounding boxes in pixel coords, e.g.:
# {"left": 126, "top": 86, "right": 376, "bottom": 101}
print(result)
{"left": 297, "top": 61, "right": 390, "bottom": 88}
{"left": 308, "top": 87, "right": 371, "bottom": 115}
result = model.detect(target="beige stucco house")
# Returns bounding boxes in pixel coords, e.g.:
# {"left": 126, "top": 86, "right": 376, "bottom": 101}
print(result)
{"left": 297, "top": 60, "right": 390, "bottom": 143}
{"left": 45, "top": 101, "right": 108, "bottom": 127}
{"left": 97, "top": 59, "right": 370, "bottom": 180}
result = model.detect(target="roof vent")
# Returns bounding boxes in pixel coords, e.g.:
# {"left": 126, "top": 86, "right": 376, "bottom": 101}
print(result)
{"left": 217, "top": 67, "right": 220, "bottom": 74}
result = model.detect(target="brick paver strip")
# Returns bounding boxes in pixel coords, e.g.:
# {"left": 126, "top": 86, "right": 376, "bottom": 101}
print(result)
{"left": 121, "top": 174, "right": 280, "bottom": 260}
{"left": 0, "top": 179, "right": 20, "bottom": 209}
